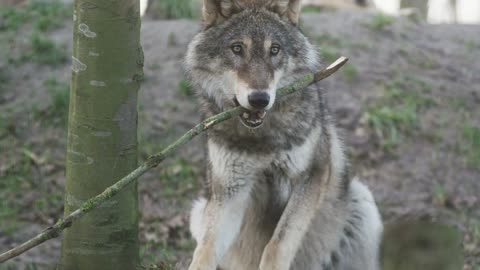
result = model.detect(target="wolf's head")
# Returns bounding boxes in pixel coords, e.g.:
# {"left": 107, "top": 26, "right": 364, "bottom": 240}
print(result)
{"left": 185, "top": 0, "right": 319, "bottom": 129}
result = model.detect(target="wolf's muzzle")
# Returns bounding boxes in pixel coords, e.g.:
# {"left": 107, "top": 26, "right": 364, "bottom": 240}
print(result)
{"left": 248, "top": 92, "right": 270, "bottom": 109}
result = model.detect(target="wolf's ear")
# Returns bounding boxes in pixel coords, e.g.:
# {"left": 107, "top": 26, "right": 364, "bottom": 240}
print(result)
{"left": 268, "top": 0, "right": 302, "bottom": 25}
{"left": 203, "top": 0, "right": 234, "bottom": 29}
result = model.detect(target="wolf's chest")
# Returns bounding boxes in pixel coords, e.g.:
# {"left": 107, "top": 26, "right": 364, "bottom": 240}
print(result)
{"left": 208, "top": 127, "right": 321, "bottom": 184}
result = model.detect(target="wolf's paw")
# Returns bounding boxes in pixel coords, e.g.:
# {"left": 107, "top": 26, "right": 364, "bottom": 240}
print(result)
{"left": 259, "top": 241, "right": 289, "bottom": 270}
{"left": 188, "top": 266, "right": 215, "bottom": 270}
{"left": 188, "top": 245, "right": 217, "bottom": 270}
{"left": 188, "top": 260, "right": 216, "bottom": 270}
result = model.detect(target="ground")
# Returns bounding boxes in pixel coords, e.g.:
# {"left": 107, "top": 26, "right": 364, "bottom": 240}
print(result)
{"left": 0, "top": 2, "right": 479, "bottom": 270}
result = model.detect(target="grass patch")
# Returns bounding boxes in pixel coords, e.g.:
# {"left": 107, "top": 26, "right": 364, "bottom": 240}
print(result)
{"left": 432, "top": 184, "right": 447, "bottom": 207}
{"left": 177, "top": 79, "right": 193, "bottom": 97}
{"left": 0, "top": 67, "right": 9, "bottom": 99}
{"left": 149, "top": 62, "right": 161, "bottom": 70}
{"left": 343, "top": 64, "right": 359, "bottom": 83}
{"left": 167, "top": 32, "right": 177, "bottom": 47}
{"left": 25, "top": 32, "right": 68, "bottom": 66}
{"left": 0, "top": 114, "right": 13, "bottom": 139}
{"left": 0, "top": 263, "right": 40, "bottom": 270}
{"left": 315, "top": 33, "right": 342, "bottom": 62}
{"left": 463, "top": 216, "right": 480, "bottom": 268}
{"left": 34, "top": 192, "right": 64, "bottom": 212}
{"left": 368, "top": 13, "right": 395, "bottom": 30}
{"left": 461, "top": 124, "right": 480, "bottom": 169}
{"left": 158, "top": 158, "right": 197, "bottom": 198}
{"left": 151, "top": 0, "right": 196, "bottom": 19}
{"left": 0, "top": 0, "right": 70, "bottom": 32}
{"left": 367, "top": 77, "right": 435, "bottom": 151}
{"left": 0, "top": 153, "right": 33, "bottom": 234}
{"left": 140, "top": 238, "right": 178, "bottom": 270}
{"left": 319, "top": 46, "right": 339, "bottom": 62}
{"left": 465, "top": 39, "right": 480, "bottom": 52}
{"left": 367, "top": 102, "right": 416, "bottom": 151}
{"left": 301, "top": 5, "right": 324, "bottom": 13}
{"left": 381, "top": 222, "right": 463, "bottom": 270}
{"left": 33, "top": 77, "right": 70, "bottom": 126}
{"left": 0, "top": 145, "right": 64, "bottom": 235}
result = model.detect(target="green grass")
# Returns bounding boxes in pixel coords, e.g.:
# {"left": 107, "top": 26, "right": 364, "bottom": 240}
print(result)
{"left": 0, "top": 263, "right": 40, "bottom": 270}
{"left": 34, "top": 192, "right": 64, "bottom": 211}
{"left": 158, "top": 158, "right": 197, "bottom": 198}
{"left": 319, "top": 46, "right": 339, "bottom": 62}
{"left": 461, "top": 124, "right": 480, "bottom": 169}
{"left": 0, "top": 114, "right": 12, "bottom": 138}
{"left": 33, "top": 77, "right": 70, "bottom": 126}
{"left": 381, "top": 222, "right": 463, "bottom": 270}
{"left": 315, "top": 33, "right": 342, "bottom": 62}
{"left": 152, "top": 0, "right": 196, "bottom": 19}
{"left": 367, "top": 103, "right": 416, "bottom": 151}
{"left": 0, "top": 0, "right": 70, "bottom": 32}
{"left": 432, "top": 183, "right": 447, "bottom": 206}
{"left": 367, "top": 77, "right": 435, "bottom": 151}
{"left": 0, "top": 1, "right": 70, "bottom": 66}
{"left": 167, "top": 32, "right": 178, "bottom": 47}
{"left": 301, "top": 5, "right": 324, "bottom": 13}
{"left": 140, "top": 238, "right": 178, "bottom": 270}
{"left": 465, "top": 39, "right": 480, "bottom": 52}
{"left": 0, "top": 143, "right": 65, "bottom": 236}
{"left": 462, "top": 216, "right": 480, "bottom": 268}
{"left": 343, "top": 64, "right": 359, "bottom": 83}
{"left": 0, "top": 67, "right": 9, "bottom": 97}
{"left": 149, "top": 62, "right": 161, "bottom": 70}
{"left": 177, "top": 79, "right": 193, "bottom": 97}
{"left": 0, "top": 153, "right": 33, "bottom": 234}
{"left": 368, "top": 13, "right": 395, "bottom": 30}
{"left": 26, "top": 32, "right": 68, "bottom": 66}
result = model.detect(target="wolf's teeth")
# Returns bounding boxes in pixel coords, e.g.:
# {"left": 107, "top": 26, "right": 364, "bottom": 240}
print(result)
{"left": 257, "top": 111, "right": 266, "bottom": 119}
{"left": 242, "top": 112, "right": 250, "bottom": 119}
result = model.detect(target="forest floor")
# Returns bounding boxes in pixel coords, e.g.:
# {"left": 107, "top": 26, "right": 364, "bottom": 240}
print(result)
{"left": 0, "top": 3, "right": 479, "bottom": 270}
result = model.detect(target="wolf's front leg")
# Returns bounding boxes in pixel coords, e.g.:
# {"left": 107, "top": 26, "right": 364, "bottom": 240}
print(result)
{"left": 189, "top": 142, "right": 255, "bottom": 270}
{"left": 259, "top": 163, "right": 331, "bottom": 270}
{"left": 188, "top": 183, "right": 253, "bottom": 270}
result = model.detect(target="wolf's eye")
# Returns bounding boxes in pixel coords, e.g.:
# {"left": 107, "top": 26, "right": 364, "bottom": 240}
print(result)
{"left": 231, "top": 44, "right": 243, "bottom": 55}
{"left": 270, "top": 45, "right": 281, "bottom": 56}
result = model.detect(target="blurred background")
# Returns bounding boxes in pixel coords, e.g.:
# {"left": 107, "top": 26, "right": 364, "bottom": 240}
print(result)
{"left": 0, "top": 0, "right": 479, "bottom": 269}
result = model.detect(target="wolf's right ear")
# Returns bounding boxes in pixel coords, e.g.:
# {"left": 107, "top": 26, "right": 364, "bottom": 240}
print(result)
{"left": 268, "top": 0, "right": 302, "bottom": 25}
{"left": 202, "top": 0, "right": 234, "bottom": 29}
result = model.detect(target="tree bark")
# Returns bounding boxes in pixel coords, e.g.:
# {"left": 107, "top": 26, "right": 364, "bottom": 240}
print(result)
{"left": 57, "top": 0, "right": 143, "bottom": 269}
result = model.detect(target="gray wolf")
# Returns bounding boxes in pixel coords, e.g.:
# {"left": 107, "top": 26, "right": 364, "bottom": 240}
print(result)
{"left": 184, "top": 1, "right": 383, "bottom": 269}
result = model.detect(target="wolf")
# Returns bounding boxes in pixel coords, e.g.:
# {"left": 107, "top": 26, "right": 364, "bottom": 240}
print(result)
{"left": 184, "top": 1, "right": 383, "bottom": 269}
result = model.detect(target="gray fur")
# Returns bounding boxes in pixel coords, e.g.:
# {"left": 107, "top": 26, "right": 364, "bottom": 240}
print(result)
{"left": 185, "top": 1, "right": 383, "bottom": 270}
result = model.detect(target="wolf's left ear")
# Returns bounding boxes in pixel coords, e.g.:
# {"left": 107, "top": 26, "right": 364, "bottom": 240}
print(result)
{"left": 268, "top": 0, "right": 302, "bottom": 25}
{"left": 203, "top": 0, "right": 234, "bottom": 29}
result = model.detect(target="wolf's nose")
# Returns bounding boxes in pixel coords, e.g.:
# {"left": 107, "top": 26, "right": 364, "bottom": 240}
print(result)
{"left": 248, "top": 92, "right": 270, "bottom": 109}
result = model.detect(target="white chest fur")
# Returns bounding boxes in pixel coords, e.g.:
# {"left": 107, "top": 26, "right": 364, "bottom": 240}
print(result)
{"left": 208, "top": 127, "right": 322, "bottom": 184}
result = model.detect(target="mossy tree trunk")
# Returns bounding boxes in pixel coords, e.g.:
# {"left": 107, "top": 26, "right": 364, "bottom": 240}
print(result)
{"left": 58, "top": 0, "right": 143, "bottom": 269}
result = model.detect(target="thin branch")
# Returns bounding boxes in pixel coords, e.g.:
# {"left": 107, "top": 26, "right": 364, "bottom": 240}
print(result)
{"left": 0, "top": 56, "right": 348, "bottom": 263}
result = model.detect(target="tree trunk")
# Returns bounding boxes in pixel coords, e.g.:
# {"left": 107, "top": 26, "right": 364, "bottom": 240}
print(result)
{"left": 427, "top": 0, "right": 455, "bottom": 23}
{"left": 401, "top": 0, "right": 428, "bottom": 17}
{"left": 58, "top": 0, "right": 143, "bottom": 269}
{"left": 456, "top": 0, "right": 480, "bottom": 24}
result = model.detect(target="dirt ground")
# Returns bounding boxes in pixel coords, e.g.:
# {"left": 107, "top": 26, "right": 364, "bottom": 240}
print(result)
{"left": 0, "top": 7, "right": 479, "bottom": 270}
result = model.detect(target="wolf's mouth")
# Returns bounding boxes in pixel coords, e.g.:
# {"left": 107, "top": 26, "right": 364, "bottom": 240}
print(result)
{"left": 240, "top": 110, "right": 266, "bottom": 129}
{"left": 234, "top": 98, "right": 267, "bottom": 129}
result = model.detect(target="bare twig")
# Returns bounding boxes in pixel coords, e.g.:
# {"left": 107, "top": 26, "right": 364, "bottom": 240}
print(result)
{"left": 0, "top": 56, "right": 348, "bottom": 263}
